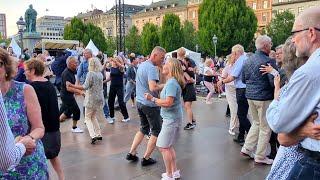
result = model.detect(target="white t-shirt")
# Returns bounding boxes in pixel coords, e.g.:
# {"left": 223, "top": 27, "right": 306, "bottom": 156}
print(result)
{"left": 204, "top": 67, "right": 213, "bottom": 76}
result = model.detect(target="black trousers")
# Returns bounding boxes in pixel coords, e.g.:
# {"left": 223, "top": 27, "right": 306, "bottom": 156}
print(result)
{"left": 59, "top": 97, "right": 80, "bottom": 121}
{"left": 236, "top": 88, "right": 251, "bottom": 140}
{"left": 108, "top": 85, "right": 129, "bottom": 119}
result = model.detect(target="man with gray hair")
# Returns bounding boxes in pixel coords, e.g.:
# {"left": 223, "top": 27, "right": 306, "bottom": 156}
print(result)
{"left": 240, "top": 35, "right": 277, "bottom": 165}
{"left": 266, "top": 7, "right": 320, "bottom": 179}
{"left": 126, "top": 46, "right": 165, "bottom": 166}
{"left": 76, "top": 48, "right": 93, "bottom": 85}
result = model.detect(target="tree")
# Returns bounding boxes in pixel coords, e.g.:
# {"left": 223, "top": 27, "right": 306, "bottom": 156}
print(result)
{"left": 106, "top": 37, "right": 116, "bottom": 56}
{"left": 182, "top": 21, "right": 196, "bottom": 51}
{"left": 141, "top": 23, "right": 160, "bottom": 55}
{"left": 198, "top": 0, "right": 257, "bottom": 56}
{"left": 159, "top": 14, "right": 184, "bottom": 52}
{"left": 64, "top": 17, "right": 107, "bottom": 52}
{"left": 125, "top": 25, "right": 141, "bottom": 54}
{"left": 266, "top": 10, "right": 295, "bottom": 48}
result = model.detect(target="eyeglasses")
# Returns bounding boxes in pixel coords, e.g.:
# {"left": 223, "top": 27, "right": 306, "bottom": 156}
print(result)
{"left": 291, "top": 27, "right": 320, "bottom": 35}
{"left": 0, "top": 61, "right": 4, "bottom": 68}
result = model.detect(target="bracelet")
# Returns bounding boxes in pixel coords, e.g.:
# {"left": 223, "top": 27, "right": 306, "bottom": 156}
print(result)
{"left": 26, "top": 134, "right": 35, "bottom": 140}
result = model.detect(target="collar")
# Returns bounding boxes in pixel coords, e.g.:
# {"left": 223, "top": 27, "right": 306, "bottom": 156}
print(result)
{"left": 256, "top": 50, "right": 269, "bottom": 56}
{"left": 305, "top": 48, "right": 320, "bottom": 65}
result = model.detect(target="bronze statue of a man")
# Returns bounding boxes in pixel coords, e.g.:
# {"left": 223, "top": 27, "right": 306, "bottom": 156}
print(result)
{"left": 25, "top": 4, "right": 37, "bottom": 32}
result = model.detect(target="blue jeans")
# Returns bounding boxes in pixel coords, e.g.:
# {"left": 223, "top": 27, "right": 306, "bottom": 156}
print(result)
{"left": 124, "top": 82, "right": 135, "bottom": 103}
{"left": 103, "top": 100, "right": 110, "bottom": 118}
{"left": 287, "top": 155, "right": 320, "bottom": 180}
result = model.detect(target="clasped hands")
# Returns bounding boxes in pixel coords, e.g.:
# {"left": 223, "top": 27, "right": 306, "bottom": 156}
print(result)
{"left": 15, "top": 135, "right": 36, "bottom": 156}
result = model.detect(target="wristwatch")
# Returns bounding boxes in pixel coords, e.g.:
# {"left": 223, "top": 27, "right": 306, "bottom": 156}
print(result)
{"left": 151, "top": 97, "right": 156, "bottom": 103}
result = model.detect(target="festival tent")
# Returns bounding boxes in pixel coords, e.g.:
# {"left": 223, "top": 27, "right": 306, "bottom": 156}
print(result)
{"left": 9, "top": 38, "right": 21, "bottom": 57}
{"left": 85, "top": 39, "right": 99, "bottom": 56}
{"left": 166, "top": 47, "right": 201, "bottom": 66}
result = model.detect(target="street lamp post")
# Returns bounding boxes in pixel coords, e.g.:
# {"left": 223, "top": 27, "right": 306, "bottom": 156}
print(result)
{"left": 16, "top": 16, "right": 26, "bottom": 55}
{"left": 195, "top": 44, "right": 199, "bottom": 53}
{"left": 212, "top": 34, "right": 218, "bottom": 58}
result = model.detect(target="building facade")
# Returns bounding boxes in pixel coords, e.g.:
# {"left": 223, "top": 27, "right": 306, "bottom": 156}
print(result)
{"left": 132, "top": 0, "right": 188, "bottom": 33}
{"left": 187, "top": 0, "right": 202, "bottom": 31}
{"left": 0, "top": 14, "right": 7, "bottom": 39}
{"left": 246, "top": 0, "right": 272, "bottom": 29}
{"left": 36, "top": 16, "right": 67, "bottom": 40}
{"left": 272, "top": 0, "right": 320, "bottom": 17}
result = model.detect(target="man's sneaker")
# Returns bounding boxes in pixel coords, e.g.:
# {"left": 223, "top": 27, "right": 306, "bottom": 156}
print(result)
{"left": 71, "top": 127, "right": 84, "bottom": 133}
{"left": 121, "top": 118, "right": 130, "bottom": 122}
{"left": 228, "top": 129, "right": 236, "bottom": 136}
{"left": 233, "top": 136, "right": 245, "bottom": 145}
{"left": 184, "top": 123, "right": 195, "bottom": 130}
{"left": 126, "top": 153, "right": 138, "bottom": 162}
{"left": 162, "top": 170, "right": 181, "bottom": 179}
{"left": 218, "top": 94, "right": 222, "bottom": 98}
{"left": 107, "top": 117, "right": 115, "bottom": 124}
{"left": 192, "top": 120, "right": 196, "bottom": 126}
{"left": 240, "top": 147, "right": 254, "bottom": 159}
{"left": 141, "top": 157, "right": 156, "bottom": 166}
{"left": 255, "top": 157, "right": 273, "bottom": 165}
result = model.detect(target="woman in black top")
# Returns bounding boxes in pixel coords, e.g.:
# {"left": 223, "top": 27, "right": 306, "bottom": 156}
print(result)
{"left": 107, "top": 56, "right": 129, "bottom": 124}
{"left": 24, "top": 59, "right": 65, "bottom": 180}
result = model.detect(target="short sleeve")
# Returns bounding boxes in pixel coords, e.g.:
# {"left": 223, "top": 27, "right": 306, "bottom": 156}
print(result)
{"left": 165, "top": 80, "right": 179, "bottom": 98}
{"left": 147, "top": 66, "right": 159, "bottom": 82}
{"left": 231, "top": 59, "right": 242, "bottom": 78}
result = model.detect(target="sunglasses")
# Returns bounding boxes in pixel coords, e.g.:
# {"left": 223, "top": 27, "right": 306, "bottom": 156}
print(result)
{"left": 291, "top": 27, "right": 320, "bottom": 35}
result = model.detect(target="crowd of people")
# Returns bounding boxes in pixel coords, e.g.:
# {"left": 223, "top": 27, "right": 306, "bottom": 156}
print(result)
{"left": 0, "top": 6, "right": 319, "bottom": 180}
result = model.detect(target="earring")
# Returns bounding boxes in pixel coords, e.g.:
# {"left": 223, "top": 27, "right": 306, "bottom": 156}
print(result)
{"left": 5, "top": 74, "right": 8, "bottom": 77}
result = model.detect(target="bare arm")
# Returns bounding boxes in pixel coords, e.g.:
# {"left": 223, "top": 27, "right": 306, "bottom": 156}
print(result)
{"left": 148, "top": 80, "right": 164, "bottom": 92}
{"left": 24, "top": 85, "right": 44, "bottom": 140}
{"left": 145, "top": 93, "right": 174, "bottom": 108}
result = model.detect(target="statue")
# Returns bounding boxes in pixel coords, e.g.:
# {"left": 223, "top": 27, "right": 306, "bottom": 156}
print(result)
{"left": 24, "top": 4, "right": 37, "bottom": 32}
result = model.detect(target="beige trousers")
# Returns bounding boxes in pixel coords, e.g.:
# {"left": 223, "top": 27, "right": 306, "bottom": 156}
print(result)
{"left": 85, "top": 107, "right": 104, "bottom": 138}
{"left": 225, "top": 85, "right": 239, "bottom": 131}
{"left": 244, "top": 100, "right": 272, "bottom": 159}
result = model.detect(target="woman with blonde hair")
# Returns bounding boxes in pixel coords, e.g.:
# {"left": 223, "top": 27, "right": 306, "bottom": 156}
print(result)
{"left": 203, "top": 58, "right": 215, "bottom": 104}
{"left": 67, "top": 57, "right": 105, "bottom": 144}
{"left": 221, "top": 54, "right": 239, "bottom": 135}
{"left": 145, "top": 58, "right": 185, "bottom": 180}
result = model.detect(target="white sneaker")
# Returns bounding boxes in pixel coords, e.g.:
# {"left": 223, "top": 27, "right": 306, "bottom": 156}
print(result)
{"left": 71, "top": 127, "right": 84, "bottom": 133}
{"left": 255, "top": 157, "right": 273, "bottom": 165}
{"left": 107, "top": 117, "right": 115, "bottom": 124}
{"left": 240, "top": 147, "right": 254, "bottom": 159}
{"left": 228, "top": 129, "right": 235, "bottom": 136}
{"left": 161, "top": 170, "right": 181, "bottom": 179}
{"left": 121, "top": 118, "right": 130, "bottom": 122}
{"left": 221, "top": 92, "right": 226, "bottom": 96}
{"left": 218, "top": 94, "right": 222, "bottom": 98}
{"left": 161, "top": 173, "right": 175, "bottom": 180}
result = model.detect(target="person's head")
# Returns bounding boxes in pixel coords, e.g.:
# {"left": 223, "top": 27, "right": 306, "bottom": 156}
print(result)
{"left": 291, "top": 7, "right": 320, "bottom": 58}
{"left": 88, "top": 57, "right": 102, "bottom": 72}
{"left": 83, "top": 49, "right": 93, "bottom": 60}
{"left": 131, "top": 57, "right": 138, "bottom": 66}
{"left": 177, "top": 48, "right": 186, "bottom": 59}
{"left": 231, "top": 44, "right": 245, "bottom": 60}
{"left": 162, "top": 58, "right": 185, "bottom": 88}
{"left": 24, "top": 58, "right": 45, "bottom": 80}
{"left": 275, "top": 45, "right": 284, "bottom": 63}
{"left": 282, "top": 37, "right": 308, "bottom": 79}
{"left": 43, "top": 50, "right": 50, "bottom": 57}
{"left": 36, "top": 54, "right": 46, "bottom": 62}
{"left": 66, "top": 56, "right": 78, "bottom": 71}
{"left": 150, "top": 46, "right": 166, "bottom": 66}
{"left": 269, "top": 50, "right": 276, "bottom": 59}
{"left": 204, "top": 58, "right": 213, "bottom": 67}
{"left": 255, "top": 35, "right": 273, "bottom": 55}
{"left": 0, "top": 48, "right": 17, "bottom": 81}
{"left": 226, "top": 54, "right": 236, "bottom": 65}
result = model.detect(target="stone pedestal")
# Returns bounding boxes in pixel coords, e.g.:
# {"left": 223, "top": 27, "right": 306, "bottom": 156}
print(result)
{"left": 22, "top": 32, "right": 42, "bottom": 52}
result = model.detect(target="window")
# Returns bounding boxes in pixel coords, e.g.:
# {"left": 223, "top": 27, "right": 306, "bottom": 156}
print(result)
{"left": 298, "top": 7, "right": 304, "bottom": 14}
{"left": 262, "top": 13, "right": 267, "bottom": 22}
{"left": 252, "top": 2, "right": 256, "bottom": 10}
{"left": 263, "top": 1, "right": 268, "bottom": 9}
{"left": 192, "top": 11, "right": 196, "bottom": 19}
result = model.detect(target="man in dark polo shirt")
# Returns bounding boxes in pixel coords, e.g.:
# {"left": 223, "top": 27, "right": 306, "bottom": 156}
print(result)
{"left": 59, "top": 56, "right": 83, "bottom": 133}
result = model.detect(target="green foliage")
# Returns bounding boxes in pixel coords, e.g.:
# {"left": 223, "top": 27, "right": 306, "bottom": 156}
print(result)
{"left": 159, "top": 14, "right": 183, "bottom": 52}
{"left": 198, "top": 0, "right": 257, "bottom": 56}
{"left": 0, "top": 33, "right": 10, "bottom": 46}
{"left": 182, "top": 21, "right": 197, "bottom": 51}
{"left": 105, "top": 37, "right": 116, "bottom": 56}
{"left": 125, "top": 25, "right": 141, "bottom": 54}
{"left": 64, "top": 17, "right": 107, "bottom": 52}
{"left": 141, "top": 23, "right": 160, "bottom": 55}
{"left": 266, "top": 10, "right": 295, "bottom": 48}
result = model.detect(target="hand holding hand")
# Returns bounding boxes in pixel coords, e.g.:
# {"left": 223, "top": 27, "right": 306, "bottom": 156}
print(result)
{"left": 19, "top": 136, "right": 36, "bottom": 156}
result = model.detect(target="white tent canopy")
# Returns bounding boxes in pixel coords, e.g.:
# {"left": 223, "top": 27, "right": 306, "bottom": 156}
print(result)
{"left": 34, "top": 39, "right": 79, "bottom": 50}
{"left": 9, "top": 38, "right": 21, "bottom": 57}
{"left": 166, "top": 47, "right": 201, "bottom": 66}
{"left": 85, "top": 39, "right": 99, "bottom": 56}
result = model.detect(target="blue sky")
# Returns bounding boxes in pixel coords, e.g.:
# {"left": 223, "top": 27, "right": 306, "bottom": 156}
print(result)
{"left": 0, "top": 0, "right": 155, "bottom": 36}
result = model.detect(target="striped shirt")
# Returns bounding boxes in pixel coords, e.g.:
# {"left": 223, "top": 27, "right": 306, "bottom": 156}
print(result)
{"left": 0, "top": 92, "right": 26, "bottom": 172}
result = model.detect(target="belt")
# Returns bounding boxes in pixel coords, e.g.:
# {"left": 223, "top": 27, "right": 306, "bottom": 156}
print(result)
{"left": 298, "top": 146, "right": 320, "bottom": 161}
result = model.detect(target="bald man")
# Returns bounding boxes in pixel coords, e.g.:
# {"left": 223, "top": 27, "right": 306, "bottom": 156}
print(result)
{"left": 266, "top": 7, "right": 320, "bottom": 179}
